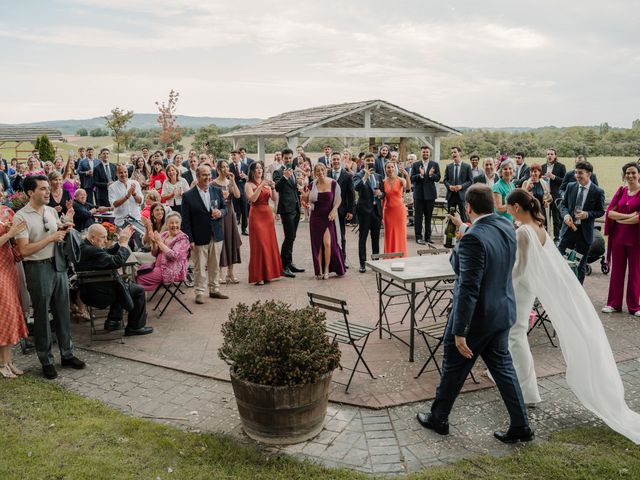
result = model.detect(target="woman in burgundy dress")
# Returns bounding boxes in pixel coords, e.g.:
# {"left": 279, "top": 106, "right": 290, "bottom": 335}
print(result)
{"left": 305, "top": 163, "right": 345, "bottom": 279}
{"left": 245, "top": 161, "right": 283, "bottom": 285}
{"left": 0, "top": 207, "right": 29, "bottom": 378}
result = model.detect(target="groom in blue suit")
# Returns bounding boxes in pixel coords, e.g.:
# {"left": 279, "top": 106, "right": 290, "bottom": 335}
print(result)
{"left": 417, "top": 184, "right": 533, "bottom": 443}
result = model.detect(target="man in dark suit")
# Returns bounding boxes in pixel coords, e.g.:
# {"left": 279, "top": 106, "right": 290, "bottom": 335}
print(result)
{"left": 273, "top": 148, "right": 304, "bottom": 278}
{"left": 75, "top": 224, "right": 153, "bottom": 336}
{"left": 443, "top": 147, "right": 473, "bottom": 222}
{"left": 329, "top": 152, "right": 355, "bottom": 265}
{"left": 77, "top": 146, "right": 97, "bottom": 204}
{"left": 93, "top": 148, "right": 117, "bottom": 207}
{"left": 181, "top": 165, "right": 228, "bottom": 304}
{"left": 417, "top": 184, "right": 533, "bottom": 443}
{"left": 559, "top": 155, "right": 599, "bottom": 197}
{"left": 558, "top": 161, "right": 605, "bottom": 284}
{"left": 182, "top": 154, "right": 198, "bottom": 187}
{"left": 229, "top": 150, "right": 250, "bottom": 235}
{"left": 317, "top": 144, "right": 332, "bottom": 166}
{"left": 513, "top": 152, "right": 530, "bottom": 188}
{"left": 411, "top": 146, "right": 441, "bottom": 244}
{"left": 72, "top": 189, "right": 98, "bottom": 231}
{"left": 238, "top": 147, "right": 254, "bottom": 167}
{"left": 354, "top": 153, "right": 384, "bottom": 273}
{"left": 472, "top": 157, "right": 499, "bottom": 187}
{"left": 541, "top": 148, "right": 566, "bottom": 242}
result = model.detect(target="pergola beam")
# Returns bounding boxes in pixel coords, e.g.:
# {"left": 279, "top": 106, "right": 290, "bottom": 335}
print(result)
{"left": 297, "top": 128, "right": 437, "bottom": 138}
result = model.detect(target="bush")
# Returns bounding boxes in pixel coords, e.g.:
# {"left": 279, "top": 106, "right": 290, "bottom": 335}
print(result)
{"left": 219, "top": 300, "right": 340, "bottom": 387}
{"left": 76, "top": 128, "right": 88, "bottom": 136}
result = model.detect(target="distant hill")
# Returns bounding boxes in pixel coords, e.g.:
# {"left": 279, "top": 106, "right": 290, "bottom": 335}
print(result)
{"left": 1, "top": 114, "right": 262, "bottom": 134}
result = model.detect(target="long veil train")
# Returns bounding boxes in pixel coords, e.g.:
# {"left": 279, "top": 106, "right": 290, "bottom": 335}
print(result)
{"left": 514, "top": 224, "right": 640, "bottom": 444}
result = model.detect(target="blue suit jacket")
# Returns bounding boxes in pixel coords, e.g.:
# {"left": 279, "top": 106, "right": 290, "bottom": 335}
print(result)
{"left": 448, "top": 214, "right": 517, "bottom": 338}
{"left": 77, "top": 158, "right": 97, "bottom": 189}
{"left": 181, "top": 185, "right": 227, "bottom": 245}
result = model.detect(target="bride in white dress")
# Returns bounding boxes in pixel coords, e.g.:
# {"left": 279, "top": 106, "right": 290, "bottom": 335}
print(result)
{"left": 505, "top": 188, "right": 640, "bottom": 444}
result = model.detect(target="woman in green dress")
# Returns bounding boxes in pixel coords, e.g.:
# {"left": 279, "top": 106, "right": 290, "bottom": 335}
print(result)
{"left": 492, "top": 159, "right": 516, "bottom": 221}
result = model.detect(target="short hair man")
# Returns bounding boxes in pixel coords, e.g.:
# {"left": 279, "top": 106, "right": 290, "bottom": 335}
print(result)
{"left": 443, "top": 147, "right": 473, "bottom": 222}
{"left": 558, "top": 161, "right": 605, "bottom": 283}
{"left": 14, "top": 175, "right": 85, "bottom": 379}
{"left": 469, "top": 155, "right": 481, "bottom": 179}
{"left": 330, "top": 151, "right": 355, "bottom": 263}
{"left": 109, "top": 164, "right": 143, "bottom": 227}
{"left": 541, "top": 148, "right": 567, "bottom": 242}
{"left": 411, "top": 146, "right": 441, "bottom": 244}
{"left": 559, "top": 154, "right": 599, "bottom": 197}
{"left": 513, "top": 152, "right": 530, "bottom": 188}
{"left": 473, "top": 158, "right": 499, "bottom": 188}
{"left": 354, "top": 153, "right": 384, "bottom": 272}
{"left": 318, "top": 144, "right": 332, "bottom": 166}
{"left": 238, "top": 147, "right": 254, "bottom": 166}
{"left": 93, "top": 148, "right": 117, "bottom": 207}
{"left": 229, "top": 150, "right": 249, "bottom": 235}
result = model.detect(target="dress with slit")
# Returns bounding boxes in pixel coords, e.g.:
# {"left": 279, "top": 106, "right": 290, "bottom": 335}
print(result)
{"left": 309, "top": 180, "right": 345, "bottom": 276}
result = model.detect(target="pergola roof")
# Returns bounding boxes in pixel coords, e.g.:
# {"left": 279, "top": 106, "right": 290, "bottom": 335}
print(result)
{"left": 220, "top": 100, "right": 460, "bottom": 139}
{"left": 0, "top": 126, "right": 64, "bottom": 142}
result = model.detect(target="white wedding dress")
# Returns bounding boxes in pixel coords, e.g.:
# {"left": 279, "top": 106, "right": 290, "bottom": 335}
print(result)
{"left": 512, "top": 223, "right": 640, "bottom": 444}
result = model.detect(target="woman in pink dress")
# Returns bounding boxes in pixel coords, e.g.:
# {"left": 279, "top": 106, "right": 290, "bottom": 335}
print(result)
{"left": 137, "top": 211, "right": 190, "bottom": 291}
{"left": 603, "top": 162, "right": 640, "bottom": 316}
{"left": 62, "top": 156, "right": 79, "bottom": 199}
{"left": 0, "top": 207, "right": 29, "bottom": 378}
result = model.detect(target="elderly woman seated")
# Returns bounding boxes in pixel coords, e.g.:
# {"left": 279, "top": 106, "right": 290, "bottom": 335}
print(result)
{"left": 137, "top": 211, "right": 190, "bottom": 291}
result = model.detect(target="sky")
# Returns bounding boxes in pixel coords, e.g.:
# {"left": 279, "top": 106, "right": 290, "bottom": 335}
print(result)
{"left": 1, "top": 0, "right": 639, "bottom": 127}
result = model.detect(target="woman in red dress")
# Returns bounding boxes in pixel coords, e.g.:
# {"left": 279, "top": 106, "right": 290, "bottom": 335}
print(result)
{"left": 382, "top": 162, "right": 408, "bottom": 257}
{"left": 245, "top": 161, "right": 283, "bottom": 285}
{"left": 0, "top": 206, "right": 29, "bottom": 378}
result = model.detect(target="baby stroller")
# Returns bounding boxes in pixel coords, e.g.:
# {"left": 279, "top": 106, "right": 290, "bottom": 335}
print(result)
{"left": 585, "top": 227, "right": 609, "bottom": 276}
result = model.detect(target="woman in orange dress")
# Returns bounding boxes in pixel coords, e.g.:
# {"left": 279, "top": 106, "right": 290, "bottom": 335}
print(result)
{"left": 0, "top": 206, "right": 29, "bottom": 378}
{"left": 244, "top": 161, "right": 283, "bottom": 285}
{"left": 382, "top": 162, "right": 408, "bottom": 257}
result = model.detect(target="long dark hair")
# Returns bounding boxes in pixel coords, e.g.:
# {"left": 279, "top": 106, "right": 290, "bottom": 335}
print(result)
{"left": 248, "top": 161, "right": 264, "bottom": 183}
{"left": 150, "top": 202, "right": 166, "bottom": 231}
{"left": 506, "top": 188, "right": 545, "bottom": 226}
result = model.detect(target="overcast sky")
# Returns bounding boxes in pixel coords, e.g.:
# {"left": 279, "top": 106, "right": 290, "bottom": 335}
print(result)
{"left": 2, "top": 0, "right": 639, "bottom": 127}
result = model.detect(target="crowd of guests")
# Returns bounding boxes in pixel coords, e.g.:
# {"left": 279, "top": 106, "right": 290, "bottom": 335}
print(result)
{"left": 0, "top": 142, "right": 639, "bottom": 380}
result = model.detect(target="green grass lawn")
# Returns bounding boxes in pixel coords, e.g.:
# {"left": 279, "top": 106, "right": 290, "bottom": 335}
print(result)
{"left": 1, "top": 376, "right": 639, "bottom": 479}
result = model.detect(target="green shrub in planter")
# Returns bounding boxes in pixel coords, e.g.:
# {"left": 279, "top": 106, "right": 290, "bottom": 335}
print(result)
{"left": 218, "top": 300, "right": 340, "bottom": 386}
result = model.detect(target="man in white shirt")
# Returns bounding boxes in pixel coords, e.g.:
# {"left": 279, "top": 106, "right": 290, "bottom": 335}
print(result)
{"left": 109, "top": 164, "right": 143, "bottom": 227}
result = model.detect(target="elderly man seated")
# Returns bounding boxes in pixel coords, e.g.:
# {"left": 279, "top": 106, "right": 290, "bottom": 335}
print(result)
{"left": 72, "top": 188, "right": 105, "bottom": 231}
{"left": 75, "top": 224, "right": 153, "bottom": 336}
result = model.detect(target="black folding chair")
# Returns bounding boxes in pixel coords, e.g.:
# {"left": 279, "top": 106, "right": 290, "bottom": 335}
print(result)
{"left": 308, "top": 292, "right": 375, "bottom": 393}
{"left": 148, "top": 280, "right": 193, "bottom": 317}
{"left": 416, "top": 247, "right": 455, "bottom": 322}
{"left": 75, "top": 270, "right": 125, "bottom": 343}
{"left": 371, "top": 252, "right": 416, "bottom": 340}
{"left": 527, "top": 299, "right": 557, "bottom": 347}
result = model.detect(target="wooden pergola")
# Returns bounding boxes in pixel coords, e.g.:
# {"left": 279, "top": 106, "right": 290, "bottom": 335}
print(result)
{"left": 0, "top": 126, "right": 65, "bottom": 160}
{"left": 220, "top": 99, "right": 460, "bottom": 162}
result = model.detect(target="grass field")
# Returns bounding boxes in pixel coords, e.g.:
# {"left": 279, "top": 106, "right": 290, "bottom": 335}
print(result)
{"left": 2, "top": 376, "right": 640, "bottom": 479}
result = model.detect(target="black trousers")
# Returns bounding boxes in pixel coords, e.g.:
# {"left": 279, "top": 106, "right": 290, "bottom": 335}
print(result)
{"left": 431, "top": 328, "right": 528, "bottom": 428}
{"left": 338, "top": 212, "right": 347, "bottom": 262}
{"left": 549, "top": 197, "right": 562, "bottom": 241}
{"left": 107, "top": 284, "right": 148, "bottom": 330}
{"left": 280, "top": 212, "right": 300, "bottom": 269}
{"left": 447, "top": 197, "right": 468, "bottom": 223}
{"left": 557, "top": 228, "right": 590, "bottom": 284}
{"left": 234, "top": 194, "right": 249, "bottom": 233}
{"left": 95, "top": 188, "right": 110, "bottom": 207}
{"left": 83, "top": 187, "right": 95, "bottom": 205}
{"left": 414, "top": 198, "right": 435, "bottom": 241}
{"left": 358, "top": 211, "right": 381, "bottom": 266}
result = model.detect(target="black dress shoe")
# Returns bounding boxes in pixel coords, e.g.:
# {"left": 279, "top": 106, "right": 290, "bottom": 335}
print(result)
{"left": 345, "top": 264, "right": 350, "bottom": 269}
{"left": 283, "top": 268, "right": 296, "bottom": 278}
{"left": 61, "top": 356, "right": 86, "bottom": 369}
{"left": 416, "top": 239, "right": 426, "bottom": 245}
{"left": 416, "top": 412, "right": 449, "bottom": 435}
{"left": 124, "top": 326, "right": 154, "bottom": 336}
{"left": 104, "top": 321, "right": 120, "bottom": 331}
{"left": 494, "top": 426, "right": 534, "bottom": 443}
{"left": 358, "top": 266, "right": 366, "bottom": 273}
{"left": 42, "top": 364, "right": 58, "bottom": 380}
{"left": 289, "top": 265, "right": 305, "bottom": 273}
{"left": 241, "top": 231, "right": 249, "bottom": 236}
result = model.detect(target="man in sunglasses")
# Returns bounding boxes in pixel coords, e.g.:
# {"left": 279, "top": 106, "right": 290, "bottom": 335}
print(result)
{"left": 13, "top": 175, "right": 86, "bottom": 380}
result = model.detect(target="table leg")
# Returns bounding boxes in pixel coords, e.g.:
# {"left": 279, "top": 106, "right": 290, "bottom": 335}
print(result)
{"left": 378, "top": 274, "right": 383, "bottom": 339}
{"left": 409, "top": 282, "right": 416, "bottom": 362}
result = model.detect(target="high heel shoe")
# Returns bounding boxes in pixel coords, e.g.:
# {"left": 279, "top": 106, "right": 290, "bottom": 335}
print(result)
{"left": 322, "top": 273, "right": 329, "bottom": 280}
{"left": 8, "top": 363, "right": 25, "bottom": 376}
{"left": 0, "top": 364, "right": 17, "bottom": 379}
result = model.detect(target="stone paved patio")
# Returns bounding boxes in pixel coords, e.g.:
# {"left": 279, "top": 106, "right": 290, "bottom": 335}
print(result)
{"left": 12, "top": 350, "right": 640, "bottom": 475}
{"left": 67, "top": 221, "right": 640, "bottom": 408}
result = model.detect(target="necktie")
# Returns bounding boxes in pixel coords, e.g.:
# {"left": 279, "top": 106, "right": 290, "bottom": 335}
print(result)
{"left": 575, "top": 185, "right": 585, "bottom": 215}
{"left": 454, "top": 164, "right": 459, "bottom": 185}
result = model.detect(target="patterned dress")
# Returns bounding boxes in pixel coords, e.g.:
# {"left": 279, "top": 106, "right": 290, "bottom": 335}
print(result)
{"left": 0, "top": 207, "right": 28, "bottom": 346}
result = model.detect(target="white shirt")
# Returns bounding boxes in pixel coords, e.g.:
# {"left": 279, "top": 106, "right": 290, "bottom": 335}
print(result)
{"left": 162, "top": 178, "right": 190, "bottom": 206}
{"left": 108, "top": 179, "right": 142, "bottom": 226}
{"left": 198, "top": 186, "right": 211, "bottom": 211}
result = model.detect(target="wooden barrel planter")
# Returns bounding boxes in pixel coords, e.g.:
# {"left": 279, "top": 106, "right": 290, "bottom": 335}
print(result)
{"left": 230, "top": 370, "right": 333, "bottom": 445}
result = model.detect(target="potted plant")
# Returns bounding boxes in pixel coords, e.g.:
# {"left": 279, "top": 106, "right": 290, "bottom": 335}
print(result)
{"left": 219, "top": 300, "right": 340, "bottom": 445}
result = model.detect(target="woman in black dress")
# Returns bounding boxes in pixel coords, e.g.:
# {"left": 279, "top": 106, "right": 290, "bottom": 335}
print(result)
{"left": 214, "top": 160, "right": 242, "bottom": 284}
{"left": 47, "top": 170, "right": 71, "bottom": 218}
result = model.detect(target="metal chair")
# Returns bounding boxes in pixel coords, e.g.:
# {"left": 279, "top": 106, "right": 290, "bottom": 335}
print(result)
{"left": 308, "top": 292, "right": 375, "bottom": 393}
{"left": 416, "top": 247, "right": 455, "bottom": 322}
{"left": 75, "top": 270, "right": 125, "bottom": 343}
{"left": 527, "top": 298, "right": 557, "bottom": 347}
{"left": 148, "top": 280, "right": 193, "bottom": 317}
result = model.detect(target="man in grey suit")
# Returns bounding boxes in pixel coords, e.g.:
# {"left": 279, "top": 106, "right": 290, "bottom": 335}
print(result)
{"left": 416, "top": 184, "right": 533, "bottom": 443}
{"left": 443, "top": 147, "right": 473, "bottom": 222}
{"left": 513, "top": 152, "right": 530, "bottom": 187}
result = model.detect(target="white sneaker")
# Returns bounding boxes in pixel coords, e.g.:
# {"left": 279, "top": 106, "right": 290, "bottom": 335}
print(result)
{"left": 634, "top": 311, "right": 640, "bottom": 317}
{"left": 601, "top": 306, "right": 619, "bottom": 313}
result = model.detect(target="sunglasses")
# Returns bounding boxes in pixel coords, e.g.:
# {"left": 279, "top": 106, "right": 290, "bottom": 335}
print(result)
{"left": 43, "top": 216, "right": 50, "bottom": 232}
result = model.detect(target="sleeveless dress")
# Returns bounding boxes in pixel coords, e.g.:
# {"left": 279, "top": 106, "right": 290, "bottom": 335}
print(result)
{"left": 248, "top": 184, "right": 283, "bottom": 283}
{"left": 382, "top": 178, "right": 407, "bottom": 257}
{"left": 219, "top": 188, "right": 242, "bottom": 267}
{"left": 0, "top": 207, "right": 28, "bottom": 346}
{"left": 309, "top": 180, "right": 346, "bottom": 277}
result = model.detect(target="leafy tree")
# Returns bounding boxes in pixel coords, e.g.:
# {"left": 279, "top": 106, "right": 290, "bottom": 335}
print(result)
{"left": 89, "top": 128, "right": 109, "bottom": 137}
{"left": 193, "top": 124, "right": 232, "bottom": 157}
{"left": 36, "top": 135, "right": 55, "bottom": 162}
{"left": 155, "top": 90, "right": 183, "bottom": 148}
{"left": 104, "top": 107, "right": 134, "bottom": 160}
{"left": 632, "top": 119, "right": 640, "bottom": 130}
{"left": 76, "top": 128, "right": 88, "bottom": 136}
